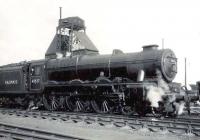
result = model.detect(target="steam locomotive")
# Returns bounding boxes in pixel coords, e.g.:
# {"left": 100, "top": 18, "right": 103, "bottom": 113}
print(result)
{"left": 0, "top": 16, "right": 199, "bottom": 116}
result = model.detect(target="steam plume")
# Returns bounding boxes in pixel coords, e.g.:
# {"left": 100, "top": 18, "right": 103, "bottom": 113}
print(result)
{"left": 146, "top": 70, "right": 169, "bottom": 108}
{"left": 146, "top": 86, "right": 164, "bottom": 107}
{"left": 173, "top": 102, "right": 185, "bottom": 115}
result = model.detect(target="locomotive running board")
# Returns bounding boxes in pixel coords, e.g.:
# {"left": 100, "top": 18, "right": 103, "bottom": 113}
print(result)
{"left": 44, "top": 82, "right": 156, "bottom": 89}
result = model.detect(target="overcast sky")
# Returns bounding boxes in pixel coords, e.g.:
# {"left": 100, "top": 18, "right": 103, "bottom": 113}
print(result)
{"left": 0, "top": 0, "right": 200, "bottom": 86}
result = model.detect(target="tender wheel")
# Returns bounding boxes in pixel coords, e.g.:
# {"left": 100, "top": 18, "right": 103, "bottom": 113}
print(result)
{"left": 43, "top": 94, "right": 59, "bottom": 111}
{"left": 66, "top": 96, "right": 85, "bottom": 112}
{"left": 91, "top": 97, "right": 114, "bottom": 114}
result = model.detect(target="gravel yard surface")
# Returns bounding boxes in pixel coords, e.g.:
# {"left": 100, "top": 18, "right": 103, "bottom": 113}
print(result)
{"left": 0, "top": 113, "right": 198, "bottom": 140}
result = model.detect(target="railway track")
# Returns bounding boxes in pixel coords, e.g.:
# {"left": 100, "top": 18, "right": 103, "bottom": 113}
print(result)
{"left": 0, "top": 121, "right": 84, "bottom": 140}
{"left": 0, "top": 108, "right": 200, "bottom": 137}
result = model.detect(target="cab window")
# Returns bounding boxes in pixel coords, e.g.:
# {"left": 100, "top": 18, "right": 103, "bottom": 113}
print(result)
{"left": 31, "top": 66, "right": 41, "bottom": 76}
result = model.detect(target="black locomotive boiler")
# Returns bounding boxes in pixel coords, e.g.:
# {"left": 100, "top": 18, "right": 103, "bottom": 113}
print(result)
{"left": 0, "top": 16, "right": 198, "bottom": 116}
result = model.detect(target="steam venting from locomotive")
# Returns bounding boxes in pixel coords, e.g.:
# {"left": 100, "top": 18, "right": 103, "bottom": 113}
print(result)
{"left": 147, "top": 86, "right": 164, "bottom": 108}
{"left": 175, "top": 102, "right": 185, "bottom": 115}
{"left": 146, "top": 70, "right": 169, "bottom": 108}
{"left": 146, "top": 70, "right": 186, "bottom": 115}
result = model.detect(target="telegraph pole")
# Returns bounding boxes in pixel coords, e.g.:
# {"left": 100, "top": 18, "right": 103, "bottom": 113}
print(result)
{"left": 59, "top": 7, "right": 62, "bottom": 20}
{"left": 185, "top": 57, "right": 191, "bottom": 115}
{"left": 185, "top": 58, "right": 187, "bottom": 89}
{"left": 58, "top": 7, "right": 65, "bottom": 57}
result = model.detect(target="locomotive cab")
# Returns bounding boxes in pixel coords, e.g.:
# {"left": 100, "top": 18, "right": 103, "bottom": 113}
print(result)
{"left": 29, "top": 60, "right": 45, "bottom": 92}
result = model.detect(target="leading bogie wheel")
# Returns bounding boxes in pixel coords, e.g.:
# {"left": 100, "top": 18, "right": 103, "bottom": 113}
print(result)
{"left": 121, "top": 105, "right": 135, "bottom": 116}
